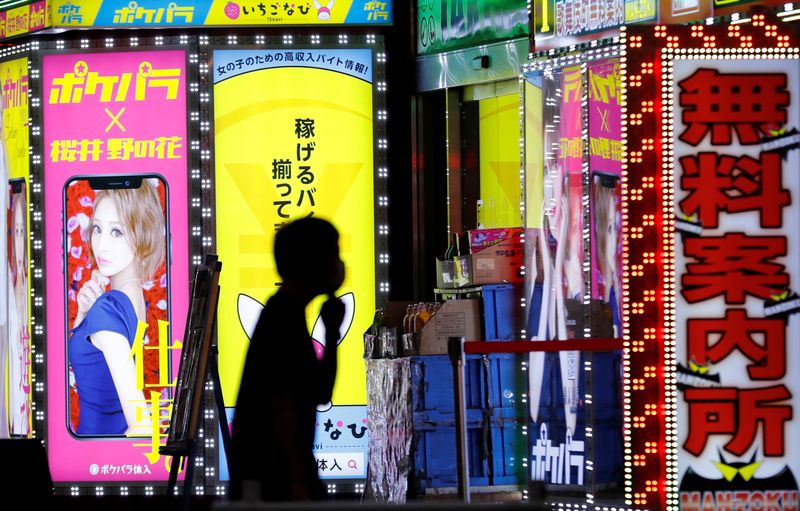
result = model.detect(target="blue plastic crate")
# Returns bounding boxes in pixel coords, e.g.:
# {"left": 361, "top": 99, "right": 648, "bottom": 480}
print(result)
{"left": 481, "top": 284, "right": 524, "bottom": 340}
{"left": 411, "top": 424, "right": 492, "bottom": 491}
{"left": 411, "top": 354, "right": 528, "bottom": 415}
{"left": 412, "top": 415, "right": 531, "bottom": 490}
{"left": 411, "top": 355, "right": 485, "bottom": 412}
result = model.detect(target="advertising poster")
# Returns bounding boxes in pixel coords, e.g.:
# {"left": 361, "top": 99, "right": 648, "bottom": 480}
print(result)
{"left": 587, "top": 58, "right": 622, "bottom": 337}
{"left": 587, "top": 58, "right": 624, "bottom": 488}
{"left": 51, "top": 0, "right": 391, "bottom": 28}
{"left": 525, "top": 70, "right": 558, "bottom": 442}
{"left": 673, "top": 59, "right": 800, "bottom": 508}
{"left": 662, "top": 0, "right": 712, "bottom": 24}
{"left": 213, "top": 48, "right": 375, "bottom": 479}
{"left": 524, "top": 62, "right": 623, "bottom": 490}
{"left": 522, "top": 72, "right": 546, "bottom": 377}
{"left": 43, "top": 50, "right": 189, "bottom": 482}
{"left": 556, "top": 65, "right": 584, "bottom": 339}
{"left": 0, "top": 57, "right": 31, "bottom": 439}
{"left": 220, "top": 405, "right": 368, "bottom": 481}
{"left": 525, "top": 66, "right": 586, "bottom": 487}
{"left": 525, "top": 64, "right": 623, "bottom": 493}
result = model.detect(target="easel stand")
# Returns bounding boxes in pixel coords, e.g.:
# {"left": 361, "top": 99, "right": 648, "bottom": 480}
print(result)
{"left": 162, "top": 340, "right": 231, "bottom": 501}
{"left": 158, "top": 255, "right": 227, "bottom": 511}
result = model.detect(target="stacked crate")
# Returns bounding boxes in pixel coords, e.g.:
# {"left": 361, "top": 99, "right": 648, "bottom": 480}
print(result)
{"left": 409, "top": 353, "right": 529, "bottom": 493}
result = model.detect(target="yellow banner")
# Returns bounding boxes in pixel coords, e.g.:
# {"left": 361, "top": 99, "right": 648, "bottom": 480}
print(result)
{"left": 1, "top": 57, "right": 31, "bottom": 439}
{"left": 525, "top": 80, "right": 544, "bottom": 229}
{"left": 1, "top": 58, "right": 29, "bottom": 181}
{"left": 478, "top": 93, "right": 522, "bottom": 228}
{"left": 213, "top": 55, "right": 375, "bottom": 406}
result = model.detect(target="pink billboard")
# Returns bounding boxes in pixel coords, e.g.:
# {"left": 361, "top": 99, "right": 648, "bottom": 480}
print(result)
{"left": 588, "top": 59, "right": 622, "bottom": 332}
{"left": 588, "top": 59, "right": 622, "bottom": 177}
{"left": 557, "top": 65, "right": 584, "bottom": 316}
{"left": 43, "top": 50, "right": 189, "bottom": 482}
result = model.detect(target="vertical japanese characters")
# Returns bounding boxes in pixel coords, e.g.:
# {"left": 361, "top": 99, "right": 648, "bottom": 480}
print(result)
{"left": 675, "top": 61, "right": 799, "bottom": 507}
{"left": 48, "top": 60, "right": 183, "bottom": 163}
{"left": 272, "top": 118, "right": 318, "bottom": 231}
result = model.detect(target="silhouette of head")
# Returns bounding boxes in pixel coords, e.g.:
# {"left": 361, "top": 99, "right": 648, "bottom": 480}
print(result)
{"left": 274, "top": 217, "right": 344, "bottom": 296}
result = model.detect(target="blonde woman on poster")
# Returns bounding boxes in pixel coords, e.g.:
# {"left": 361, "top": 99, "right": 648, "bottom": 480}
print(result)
{"left": 591, "top": 173, "right": 622, "bottom": 338}
{"left": 8, "top": 182, "right": 30, "bottom": 436}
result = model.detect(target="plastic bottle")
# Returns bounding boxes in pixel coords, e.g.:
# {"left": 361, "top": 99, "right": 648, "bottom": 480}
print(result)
{"left": 419, "top": 303, "right": 433, "bottom": 327}
{"left": 403, "top": 304, "right": 413, "bottom": 334}
{"left": 415, "top": 303, "right": 430, "bottom": 333}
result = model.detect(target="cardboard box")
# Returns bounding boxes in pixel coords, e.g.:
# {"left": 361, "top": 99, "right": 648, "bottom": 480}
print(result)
{"left": 469, "top": 236, "right": 524, "bottom": 285}
{"left": 467, "top": 227, "right": 524, "bottom": 253}
{"left": 418, "top": 299, "right": 482, "bottom": 355}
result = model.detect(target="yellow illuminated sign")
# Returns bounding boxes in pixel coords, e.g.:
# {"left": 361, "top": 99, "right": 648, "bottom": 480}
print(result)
{"left": 1, "top": 58, "right": 29, "bottom": 182}
{"left": 525, "top": 80, "right": 544, "bottom": 229}
{"left": 213, "top": 55, "right": 375, "bottom": 406}
{"left": 479, "top": 93, "right": 522, "bottom": 229}
{"left": 1, "top": 57, "right": 31, "bottom": 439}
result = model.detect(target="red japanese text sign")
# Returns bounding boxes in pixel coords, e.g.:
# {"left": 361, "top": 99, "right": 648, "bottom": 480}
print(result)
{"left": 673, "top": 56, "right": 800, "bottom": 509}
{"left": 622, "top": 12, "right": 800, "bottom": 511}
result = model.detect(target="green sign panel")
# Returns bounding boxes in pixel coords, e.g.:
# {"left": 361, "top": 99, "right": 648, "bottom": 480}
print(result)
{"left": 417, "top": 0, "right": 529, "bottom": 55}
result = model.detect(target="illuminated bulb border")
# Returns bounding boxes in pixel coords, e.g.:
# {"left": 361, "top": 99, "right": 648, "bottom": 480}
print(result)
{"left": 621, "top": 11, "right": 799, "bottom": 510}
{"left": 0, "top": 42, "right": 46, "bottom": 447}
{"left": 521, "top": 43, "right": 626, "bottom": 507}
{"left": 20, "top": 32, "right": 387, "bottom": 494}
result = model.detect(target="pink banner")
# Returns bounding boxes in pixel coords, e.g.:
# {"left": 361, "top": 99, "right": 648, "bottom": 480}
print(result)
{"left": 557, "top": 65, "right": 584, "bottom": 313}
{"left": 43, "top": 50, "right": 189, "bottom": 482}
{"left": 588, "top": 59, "right": 623, "bottom": 313}
{"left": 588, "top": 59, "right": 622, "bottom": 177}
{"left": 29, "top": 1, "right": 48, "bottom": 31}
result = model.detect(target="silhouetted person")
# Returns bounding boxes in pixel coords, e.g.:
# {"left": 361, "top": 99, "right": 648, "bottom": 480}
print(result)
{"left": 229, "top": 218, "right": 345, "bottom": 502}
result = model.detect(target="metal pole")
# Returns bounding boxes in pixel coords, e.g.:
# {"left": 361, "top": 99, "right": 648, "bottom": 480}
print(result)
{"left": 448, "top": 336, "right": 470, "bottom": 504}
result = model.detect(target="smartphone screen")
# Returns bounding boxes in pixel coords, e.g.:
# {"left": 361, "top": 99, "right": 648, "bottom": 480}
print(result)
{"left": 64, "top": 174, "right": 170, "bottom": 437}
{"left": 8, "top": 178, "right": 31, "bottom": 437}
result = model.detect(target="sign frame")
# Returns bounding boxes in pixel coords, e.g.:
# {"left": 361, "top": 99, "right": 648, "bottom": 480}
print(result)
{"left": 25, "top": 35, "right": 205, "bottom": 494}
{"left": 620, "top": 9, "right": 800, "bottom": 510}
{"left": 206, "top": 34, "right": 389, "bottom": 484}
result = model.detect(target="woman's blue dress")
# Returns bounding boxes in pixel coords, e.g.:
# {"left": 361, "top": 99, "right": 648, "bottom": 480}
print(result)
{"left": 69, "top": 290, "right": 139, "bottom": 435}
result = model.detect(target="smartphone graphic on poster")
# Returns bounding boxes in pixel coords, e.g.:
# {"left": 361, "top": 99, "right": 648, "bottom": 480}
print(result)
{"left": 64, "top": 174, "right": 171, "bottom": 438}
{"left": 8, "top": 178, "right": 32, "bottom": 438}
